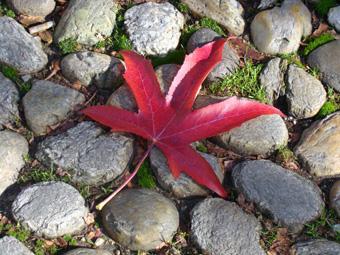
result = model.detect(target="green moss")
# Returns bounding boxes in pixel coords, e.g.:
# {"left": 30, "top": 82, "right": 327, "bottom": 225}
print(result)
{"left": 317, "top": 88, "right": 340, "bottom": 118}
{"left": 137, "top": 161, "right": 157, "bottom": 189}
{"left": 302, "top": 33, "right": 335, "bottom": 56}
{"left": 0, "top": 65, "right": 32, "bottom": 95}
{"left": 181, "top": 17, "right": 225, "bottom": 46}
{"left": 276, "top": 146, "right": 296, "bottom": 163}
{"left": 314, "top": 0, "right": 337, "bottom": 17}
{"left": 279, "top": 53, "right": 304, "bottom": 68}
{"left": 209, "top": 61, "right": 268, "bottom": 103}
{"left": 0, "top": 223, "right": 30, "bottom": 242}
{"left": 58, "top": 38, "right": 79, "bottom": 55}
{"left": 0, "top": 3, "right": 16, "bottom": 18}
{"left": 150, "top": 48, "right": 186, "bottom": 67}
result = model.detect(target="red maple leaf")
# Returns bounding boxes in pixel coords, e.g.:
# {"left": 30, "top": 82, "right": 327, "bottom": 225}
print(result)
{"left": 82, "top": 39, "right": 285, "bottom": 209}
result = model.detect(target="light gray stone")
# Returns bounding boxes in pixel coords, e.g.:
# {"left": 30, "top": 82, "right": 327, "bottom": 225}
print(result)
{"left": 150, "top": 148, "right": 224, "bottom": 198}
{"left": 187, "top": 28, "right": 239, "bottom": 82}
{"left": 0, "top": 73, "right": 19, "bottom": 127}
{"left": 330, "top": 180, "right": 340, "bottom": 217}
{"left": 182, "top": 0, "right": 245, "bottom": 36}
{"left": 124, "top": 2, "right": 184, "bottom": 56}
{"left": 260, "top": 58, "right": 287, "bottom": 104}
{"left": 307, "top": 40, "right": 340, "bottom": 91}
{"left": 102, "top": 189, "right": 179, "bottom": 251}
{"left": 232, "top": 160, "right": 324, "bottom": 233}
{"left": 286, "top": 65, "right": 327, "bottom": 119}
{"left": 7, "top": 0, "right": 55, "bottom": 17}
{"left": 258, "top": 0, "right": 277, "bottom": 9}
{"left": 328, "top": 6, "right": 340, "bottom": 32}
{"left": 0, "top": 131, "right": 28, "bottom": 196}
{"left": 190, "top": 198, "right": 265, "bottom": 255}
{"left": 36, "top": 122, "right": 134, "bottom": 186}
{"left": 251, "top": 0, "right": 311, "bottom": 54}
{"left": 54, "top": 0, "right": 118, "bottom": 46}
{"left": 295, "top": 112, "right": 340, "bottom": 177}
{"left": 0, "top": 236, "right": 33, "bottom": 255}
{"left": 107, "top": 64, "right": 179, "bottom": 111}
{"left": 12, "top": 181, "right": 88, "bottom": 238}
{"left": 291, "top": 239, "right": 340, "bottom": 255}
{"left": 214, "top": 114, "right": 288, "bottom": 156}
{"left": 22, "top": 80, "right": 85, "bottom": 135}
{"left": 0, "top": 17, "right": 48, "bottom": 74}
{"left": 61, "top": 51, "right": 123, "bottom": 89}
{"left": 63, "top": 248, "right": 111, "bottom": 255}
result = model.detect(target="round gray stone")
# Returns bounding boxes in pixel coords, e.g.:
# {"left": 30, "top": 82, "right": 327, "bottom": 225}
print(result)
{"left": 251, "top": 0, "right": 311, "bottom": 54}
{"left": 7, "top": 0, "right": 55, "bottom": 17}
{"left": 190, "top": 198, "right": 265, "bottom": 255}
{"left": 0, "top": 72, "right": 19, "bottom": 128}
{"left": 182, "top": 0, "right": 245, "bottom": 36}
{"left": 124, "top": 2, "right": 184, "bottom": 56}
{"left": 0, "top": 131, "right": 28, "bottom": 196}
{"left": 286, "top": 64, "right": 326, "bottom": 119}
{"left": 63, "top": 248, "right": 111, "bottom": 255}
{"left": 291, "top": 239, "right": 340, "bottom": 255}
{"left": 61, "top": 51, "right": 123, "bottom": 89}
{"left": 295, "top": 112, "right": 340, "bottom": 177}
{"left": 232, "top": 160, "right": 324, "bottom": 233}
{"left": 260, "top": 57, "right": 287, "bottom": 104}
{"left": 102, "top": 188, "right": 179, "bottom": 251}
{"left": 0, "top": 236, "right": 33, "bottom": 255}
{"left": 187, "top": 28, "right": 239, "bottom": 82}
{"left": 12, "top": 181, "right": 88, "bottom": 238}
{"left": 107, "top": 64, "right": 179, "bottom": 111}
{"left": 213, "top": 114, "right": 288, "bottom": 156}
{"left": 330, "top": 180, "right": 340, "bottom": 217}
{"left": 0, "top": 17, "right": 48, "bottom": 74}
{"left": 54, "top": 0, "right": 118, "bottom": 46}
{"left": 36, "top": 121, "right": 134, "bottom": 186}
{"left": 307, "top": 40, "right": 340, "bottom": 92}
{"left": 150, "top": 148, "right": 224, "bottom": 198}
{"left": 328, "top": 6, "right": 340, "bottom": 32}
{"left": 22, "top": 80, "right": 85, "bottom": 135}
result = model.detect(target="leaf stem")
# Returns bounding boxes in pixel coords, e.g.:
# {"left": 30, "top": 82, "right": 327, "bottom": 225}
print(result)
{"left": 96, "top": 143, "right": 155, "bottom": 211}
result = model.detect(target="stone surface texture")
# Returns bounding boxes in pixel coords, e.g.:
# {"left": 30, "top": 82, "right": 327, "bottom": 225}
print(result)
{"left": 0, "top": 73, "right": 19, "bottom": 127}
{"left": 150, "top": 148, "right": 224, "bottom": 198}
{"left": 0, "top": 17, "right": 48, "bottom": 73}
{"left": 330, "top": 180, "right": 340, "bottom": 217}
{"left": 36, "top": 121, "right": 134, "bottom": 186}
{"left": 258, "top": 0, "right": 277, "bottom": 9}
{"left": 12, "top": 181, "right": 88, "bottom": 238}
{"left": 232, "top": 160, "right": 324, "bottom": 232}
{"left": 286, "top": 65, "right": 326, "bottom": 119}
{"left": 295, "top": 112, "right": 340, "bottom": 177}
{"left": 54, "top": 0, "right": 118, "bottom": 45}
{"left": 102, "top": 189, "right": 179, "bottom": 251}
{"left": 182, "top": 0, "right": 245, "bottom": 36}
{"left": 0, "top": 236, "right": 34, "bottom": 255}
{"left": 124, "top": 2, "right": 184, "bottom": 56}
{"left": 260, "top": 58, "right": 287, "bottom": 104}
{"left": 187, "top": 28, "right": 239, "bottom": 82}
{"left": 0, "top": 131, "right": 28, "bottom": 196}
{"left": 214, "top": 114, "right": 288, "bottom": 156}
{"left": 251, "top": 0, "right": 311, "bottom": 54}
{"left": 328, "top": 6, "right": 340, "bottom": 32}
{"left": 7, "top": 0, "right": 55, "bottom": 17}
{"left": 307, "top": 40, "right": 340, "bottom": 91}
{"left": 61, "top": 51, "right": 123, "bottom": 89}
{"left": 22, "top": 80, "right": 85, "bottom": 135}
{"left": 291, "top": 239, "right": 340, "bottom": 254}
{"left": 63, "top": 248, "right": 111, "bottom": 255}
{"left": 191, "top": 198, "right": 265, "bottom": 255}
